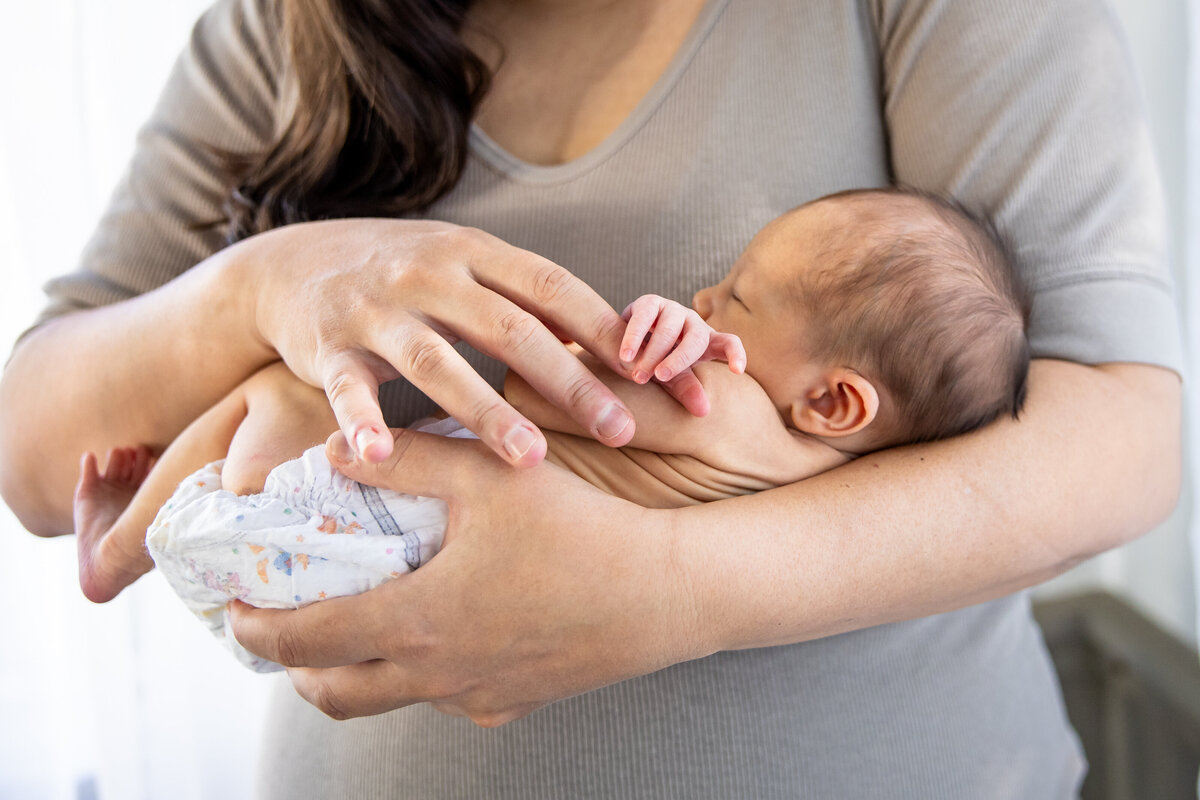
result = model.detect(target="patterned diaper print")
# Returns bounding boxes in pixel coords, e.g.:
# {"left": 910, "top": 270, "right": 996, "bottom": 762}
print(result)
{"left": 147, "top": 418, "right": 474, "bottom": 672}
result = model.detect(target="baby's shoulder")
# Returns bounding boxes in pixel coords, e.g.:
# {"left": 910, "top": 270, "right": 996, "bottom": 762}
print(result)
{"left": 690, "top": 363, "right": 849, "bottom": 485}
{"left": 690, "top": 362, "right": 777, "bottom": 425}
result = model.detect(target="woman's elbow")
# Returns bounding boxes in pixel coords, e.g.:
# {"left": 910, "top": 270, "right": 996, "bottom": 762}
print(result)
{"left": 1100, "top": 362, "right": 1182, "bottom": 545}
{"left": 0, "top": 366, "right": 68, "bottom": 538}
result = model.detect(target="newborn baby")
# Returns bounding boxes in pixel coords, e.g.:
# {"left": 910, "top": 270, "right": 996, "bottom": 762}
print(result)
{"left": 74, "top": 187, "right": 1029, "bottom": 670}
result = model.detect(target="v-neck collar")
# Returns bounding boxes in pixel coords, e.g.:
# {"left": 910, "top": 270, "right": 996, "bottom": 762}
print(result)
{"left": 469, "top": 0, "right": 729, "bottom": 186}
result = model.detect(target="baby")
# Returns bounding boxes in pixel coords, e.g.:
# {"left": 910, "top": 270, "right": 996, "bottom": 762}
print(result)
{"left": 74, "top": 187, "right": 1029, "bottom": 670}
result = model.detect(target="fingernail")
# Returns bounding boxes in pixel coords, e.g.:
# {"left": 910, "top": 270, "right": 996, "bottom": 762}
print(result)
{"left": 632, "top": 370, "right": 650, "bottom": 384}
{"left": 595, "top": 403, "right": 631, "bottom": 441}
{"left": 620, "top": 348, "right": 635, "bottom": 363}
{"left": 503, "top": 425, "right": 537, "bottom": 461}
{"left": 329, "top": 432, "right": 355, "bottom": 463}
{"left": 654, "top": 366, "right": 672, "bottom": 382}
{"left": 354, "top": 428, "right": 378, "bottom": 458}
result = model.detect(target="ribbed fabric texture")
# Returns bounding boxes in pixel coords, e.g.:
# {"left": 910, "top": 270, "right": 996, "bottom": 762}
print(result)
{"left": 32, "top": 0, "right": 1181, "bottom": 795}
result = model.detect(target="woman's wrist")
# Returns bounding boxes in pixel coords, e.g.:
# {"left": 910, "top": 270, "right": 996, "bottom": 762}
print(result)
{"left": 651, "top": 505, "right": 725, "bottom": 665}
{"left": 199, "top": 232, "right": 277, "bottom": 365}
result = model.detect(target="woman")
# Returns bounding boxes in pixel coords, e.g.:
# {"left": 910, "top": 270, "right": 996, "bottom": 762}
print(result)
{"left": 0, "top": 0, "right": 1181, "bottom": 796}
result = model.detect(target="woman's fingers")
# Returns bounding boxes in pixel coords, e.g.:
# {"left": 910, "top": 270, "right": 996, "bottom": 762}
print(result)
{"left": 368, "top": 290, "right": 634, "bottom": 452}
{"left": 286, "top": 661, "right": 544, "bottom": 725}
{"left": 227, "top": 591, "right": 392, "bottom": 668}
{"left": 321, "top": 352, "right": 394, "bottom": 463}
{"left": 360, "top": 324, "right": 550, "bottom": 466}
{"left": 286, "top": 660, "right": 413, "bottom": 720}
{"left": 255, "top": 221, "right": 638, "bottom": 457}
{"left": 468, "top": 238, "right": 629, "bottom": 371}
{"left": 325, "top": 427, "right": 493, "bottom": 501}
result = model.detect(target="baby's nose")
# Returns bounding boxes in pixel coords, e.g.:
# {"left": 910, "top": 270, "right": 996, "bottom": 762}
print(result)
{"left": 692, "top": 287, "right": 714, "bottom": 319}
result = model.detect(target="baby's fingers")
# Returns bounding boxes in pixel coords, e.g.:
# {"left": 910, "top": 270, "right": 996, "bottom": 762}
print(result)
{"left": 130, "top": 446, "right": 155, "bottom": 486}
{"left": 652, "top": 323, "right": 712, "bottom": 383}
{"left": 711, "top": 333, "right": 747, "bottom": 374}
{"left": 75, "top": 452, "right": 100, "bottom": 501}
{"left": 634, "top": 306, "right": 688, "bottom": 381}
{"left": 619, "top": 297, "right": 666, "bottom": 365}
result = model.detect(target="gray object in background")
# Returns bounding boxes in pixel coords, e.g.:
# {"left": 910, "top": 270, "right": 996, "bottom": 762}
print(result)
{"left": 1035, "top": 592, "right": 1200, "bottom": 799}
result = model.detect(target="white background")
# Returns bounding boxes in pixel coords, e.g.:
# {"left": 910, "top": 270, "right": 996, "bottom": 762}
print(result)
{"left": 0, "top": 1, "right": 1195, "bottom": 798}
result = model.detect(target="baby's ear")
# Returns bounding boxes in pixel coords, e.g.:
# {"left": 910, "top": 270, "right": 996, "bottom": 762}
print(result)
{"left": 790, "top": 368, "right": 879, "bottom": 438}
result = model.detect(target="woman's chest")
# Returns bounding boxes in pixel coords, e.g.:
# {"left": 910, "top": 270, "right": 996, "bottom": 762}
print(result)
{"left": 432, "top": 1, "right": 891, "bottom": 308}
{"left": 466, "top": 0, "right": 711, "bottom": 166}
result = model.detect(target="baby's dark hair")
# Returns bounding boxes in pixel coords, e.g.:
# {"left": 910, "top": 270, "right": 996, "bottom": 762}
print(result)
{"left": 791, "top": 187, "right": 1030, "bottom": 444}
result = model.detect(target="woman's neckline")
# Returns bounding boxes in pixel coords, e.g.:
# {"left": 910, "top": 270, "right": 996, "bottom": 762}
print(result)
{"left": 469, "top": 0, "right": 728, "bottom": 186}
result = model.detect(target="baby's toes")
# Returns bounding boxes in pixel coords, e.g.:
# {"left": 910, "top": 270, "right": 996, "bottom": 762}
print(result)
{"left": 102, "top": 448, "right": 130, "bottom": 484}
{"left": 130, "top": 446, "right": 155, "bottom": 485}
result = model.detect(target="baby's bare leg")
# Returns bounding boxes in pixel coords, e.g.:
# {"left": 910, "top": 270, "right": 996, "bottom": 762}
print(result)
{"left": 74, "top": 377, "right": 252, "bottom": 603}
{"left": 74, "top": 447, "right": 156, "bottom": 603}
{"left": 73, "top": 363, "right": 336, "bottom": 603}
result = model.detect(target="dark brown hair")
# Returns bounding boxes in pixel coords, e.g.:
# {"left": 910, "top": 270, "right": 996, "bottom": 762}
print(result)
{"left": 222, "top": 0, "right": 491, "bottom": 242}
{"left": 793, "top": 187, "right": 1031, "bottom": 444}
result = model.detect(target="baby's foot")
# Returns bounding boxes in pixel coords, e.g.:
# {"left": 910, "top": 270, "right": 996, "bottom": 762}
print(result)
{"left": 74, "top": 446, "right": 155, "bottom": 603}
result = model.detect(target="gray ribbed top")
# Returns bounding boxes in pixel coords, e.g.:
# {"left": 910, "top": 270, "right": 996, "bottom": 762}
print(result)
{"left": 32, "top": 0, "right": 1180, "bottom": 796}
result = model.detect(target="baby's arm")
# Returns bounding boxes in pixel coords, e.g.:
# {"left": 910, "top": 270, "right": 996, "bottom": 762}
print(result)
{"left": 74, "top": 380, "right": 252, "bottom": 603}
{"left": 507, "top": 356, "right": 847, "bottom": 493}
{"left": 508, "top": 293, "right": 748, "bottom": 454}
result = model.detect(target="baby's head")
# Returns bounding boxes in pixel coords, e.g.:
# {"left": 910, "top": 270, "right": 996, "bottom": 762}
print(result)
{"left": 694, "top": 187, "right": 1029, "bottom": 453}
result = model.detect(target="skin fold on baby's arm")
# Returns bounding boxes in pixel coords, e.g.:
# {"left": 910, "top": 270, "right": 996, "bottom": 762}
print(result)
{"left": 507, "top": 353, "right": 848, "bottom": 507}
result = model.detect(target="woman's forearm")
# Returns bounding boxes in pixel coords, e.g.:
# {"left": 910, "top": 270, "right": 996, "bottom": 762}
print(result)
{"left": 675, "top": 359, "right": 1182, "bottom": 652}
{"left": 0, "top": 248, "right": 274, "bottom": 536}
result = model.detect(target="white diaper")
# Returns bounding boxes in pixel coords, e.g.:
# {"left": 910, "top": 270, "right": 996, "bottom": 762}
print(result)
{"left": 146, "top": 417, "right": 475, "bottom": 672}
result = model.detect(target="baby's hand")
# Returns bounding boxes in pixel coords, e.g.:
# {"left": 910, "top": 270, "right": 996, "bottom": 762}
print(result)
{"left": 619, "top": 294, "right": 747, "bottom": 384}
{"left": 74, "top": 446, "right": 156, "bottom": 603}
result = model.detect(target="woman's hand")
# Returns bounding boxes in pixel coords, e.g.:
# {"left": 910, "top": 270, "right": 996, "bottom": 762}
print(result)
{"left": 237, "top": 219, "right": 651, "bottom": 467}
{"left": 227, "top": 428, "right": 707, "bottom": 724}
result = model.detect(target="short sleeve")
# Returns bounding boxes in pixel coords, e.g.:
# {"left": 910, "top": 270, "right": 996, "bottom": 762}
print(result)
{"left": 26, "top": 0, "right": 281, "bottom": 334}
{"left": 872, "top": 0, "right": 1182, "bottom": 371}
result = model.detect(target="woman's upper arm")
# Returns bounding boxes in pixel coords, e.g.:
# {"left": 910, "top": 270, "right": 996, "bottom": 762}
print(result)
{"left": 875, "top": 0, "right": 1182, "bottom": 374}
{"left": 23, "top": 0, "right": 281, "bottom": 337}
{"left": 0, "top": 0, "right": 282, "bottom": 534}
